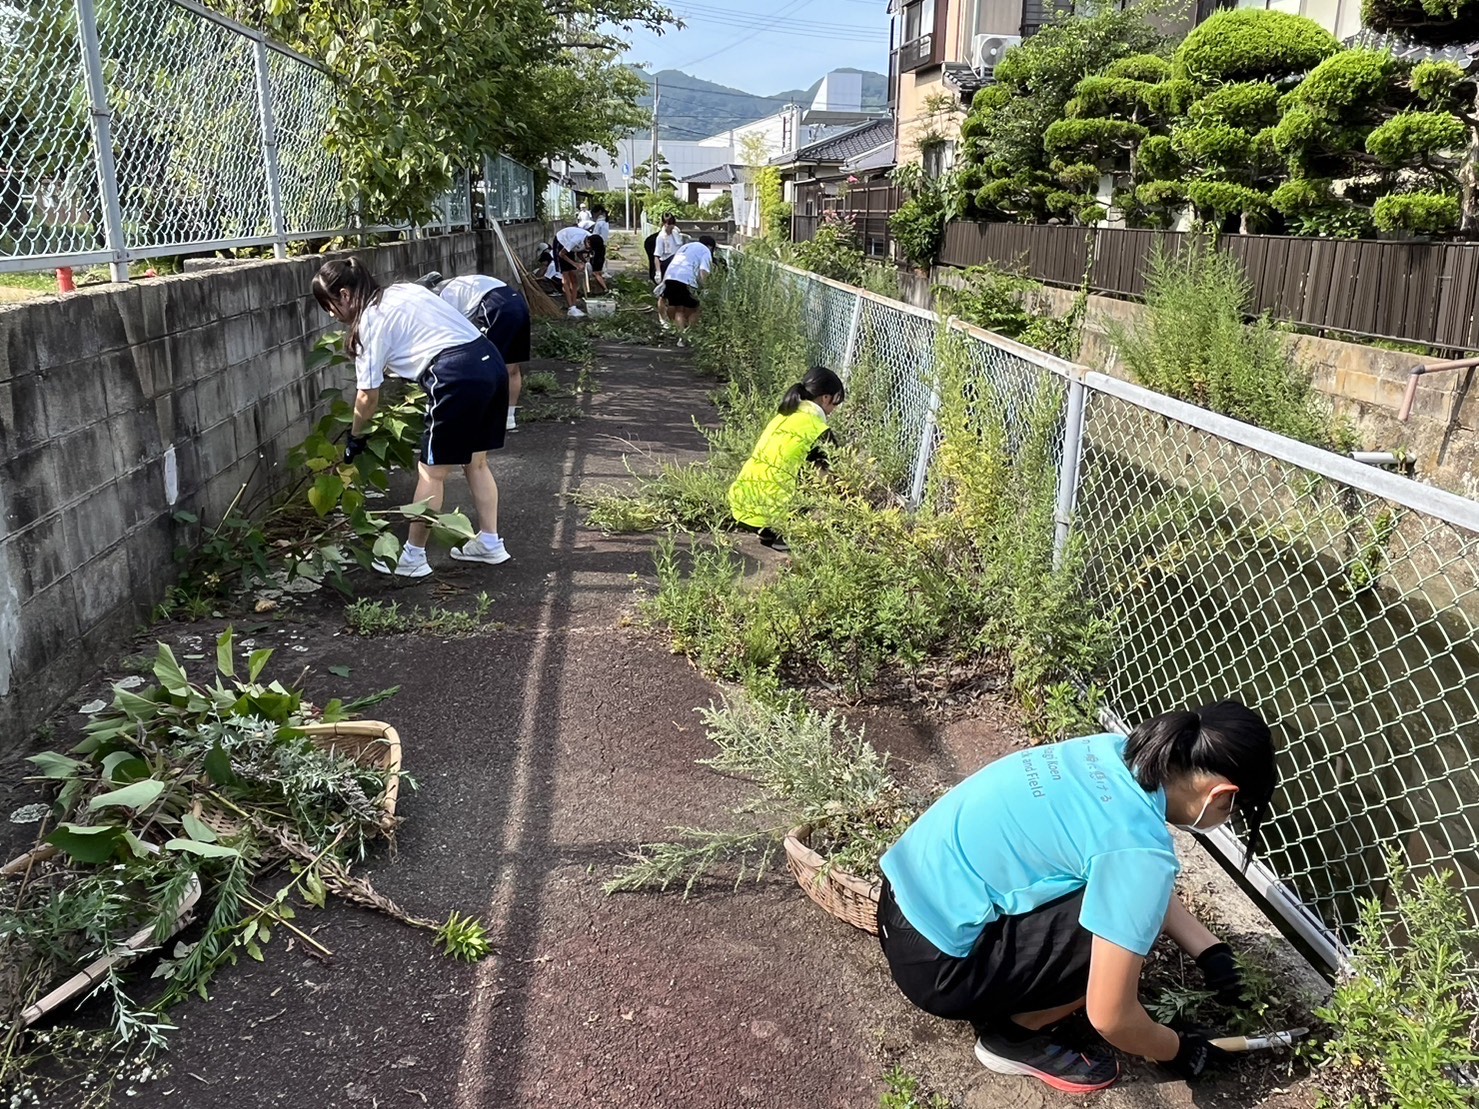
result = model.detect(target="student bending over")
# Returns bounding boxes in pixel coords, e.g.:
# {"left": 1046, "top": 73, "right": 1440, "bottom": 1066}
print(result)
{"left": 437, "top": 274, "right": 529, "bottom": 431}
{"left": 312, "top": 258, "right": 513, "bottom": 578}
{"left": 878, "top": 702, "right": 1276, "bottom": 1093}
{"left": 726, "top": 365, "right": 845, "bottom": 552}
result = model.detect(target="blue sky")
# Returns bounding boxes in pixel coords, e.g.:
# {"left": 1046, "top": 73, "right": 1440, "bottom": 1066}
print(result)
{"left": 623, "top": 0, "right": 892, "bottom": 94}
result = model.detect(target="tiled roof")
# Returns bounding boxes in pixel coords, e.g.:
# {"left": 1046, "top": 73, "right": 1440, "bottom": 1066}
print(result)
{"left": 568, "top": 170, "right": 610, "bottom": 191}
{"left": 681, "top": 163, "right": 742, "bottom": 185}
{"left": 776, "top": 117, "right": 894, "bottom": 166}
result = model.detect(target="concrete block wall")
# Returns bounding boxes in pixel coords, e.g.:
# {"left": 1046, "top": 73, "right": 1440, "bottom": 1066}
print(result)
{"left": 903, "top": 268, "right": 1479, "bottom": 499}
{"left": 0, "top": 223, "right": 545, "bottom": 742}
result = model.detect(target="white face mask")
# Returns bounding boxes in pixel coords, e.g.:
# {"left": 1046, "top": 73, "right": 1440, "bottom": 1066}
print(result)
{"left": 1173, "top": 788, "right": 1235, "bottom": 833}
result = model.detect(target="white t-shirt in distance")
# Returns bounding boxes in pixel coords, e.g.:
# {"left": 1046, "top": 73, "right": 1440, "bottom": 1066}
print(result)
{"left": 655, "top": 228, "right": 683, "bottom": 258}
{"left": 664, "top": 242, "right": 712, "bottom": 288}
{"left": 439, "top": 274, "right": 507, "bottom": 318}
{"left": 354, "top": 283, "right": 481, "bottom": 390}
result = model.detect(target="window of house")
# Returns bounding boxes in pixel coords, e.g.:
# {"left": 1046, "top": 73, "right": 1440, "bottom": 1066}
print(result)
{"left": 903, "top": 0, "right": 934, "bottom": 43}
{"left": 923, "top": 140, "right": 956, "bottom": 179}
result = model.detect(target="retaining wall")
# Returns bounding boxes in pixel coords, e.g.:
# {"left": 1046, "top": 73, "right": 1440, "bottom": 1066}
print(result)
{"left": 901, "top": 269, "right": 1479, "bottom": 499}
{"left": 0, "top": 224, "right": 544, "bottom": 743}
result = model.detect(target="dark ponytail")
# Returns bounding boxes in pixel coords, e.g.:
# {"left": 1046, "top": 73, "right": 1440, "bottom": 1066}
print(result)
{"left": 312, "top": 258, "right": 384, "bottom": 357}
{"left": 1123, "top": 700, "right": 1279, "bottom": 865}
{"left": 778, "top": 365, "right": 846, "bottom": 415}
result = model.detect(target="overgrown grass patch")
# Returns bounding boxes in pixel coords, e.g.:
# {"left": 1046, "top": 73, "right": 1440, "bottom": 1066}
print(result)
{"left": 345, "top": 593, "right": 493, "bottom": 636}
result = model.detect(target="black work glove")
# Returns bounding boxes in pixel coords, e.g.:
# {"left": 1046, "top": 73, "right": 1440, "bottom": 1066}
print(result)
{"left": 1169, "top": 1033, "right": 1233, "bottom": 1080}
{"left": 344, "top": 433, "right": 369, "bottom": 464}
{"left": 1195, "top": 941, "right": 1246, "bottom": 1007}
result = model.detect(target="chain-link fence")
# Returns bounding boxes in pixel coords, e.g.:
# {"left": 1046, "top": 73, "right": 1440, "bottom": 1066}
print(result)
{"left": 1, "top": 0, "right": 506, "bottom": 278}
{"left": 763, "top": 256, "right": 1479, "bottom": 969}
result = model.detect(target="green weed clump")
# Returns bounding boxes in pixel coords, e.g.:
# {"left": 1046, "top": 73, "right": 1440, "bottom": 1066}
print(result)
{"left": 578, "top": 458, "right": 736, "bottom": 535}
{"left": 345, "top": 594, "right": 493, "bottom": 636}
{"left": 1113, "top": 244, "right": 1350, "bottom": 448}
{"left": 1315, "top": 858, "right": 1479, "bottom": 1109}
{"left": 532, "top": 322, "right": 594, "bottom": 364}
{"left": 881, "top": 1067, "right": 952, "bottom": 1109}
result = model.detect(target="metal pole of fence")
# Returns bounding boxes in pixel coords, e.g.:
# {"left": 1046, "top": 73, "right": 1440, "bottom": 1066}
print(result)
{"left": 839, "top": 292, "right": 864, "bottom": 382}
{"left": 1052, "top": 374, "right": 1089, "bottom": 571}
{"left": 908, "top": 384, "right": 940, "bottom": 509}
{"left": 74, "top": 0, "right": 130, "bottom": 283}
{"left": 252, "top": 38, "right": 289, "bottom": 260}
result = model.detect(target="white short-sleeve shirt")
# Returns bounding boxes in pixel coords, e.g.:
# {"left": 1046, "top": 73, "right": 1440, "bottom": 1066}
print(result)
{"left": 438, "top": 274, "right": 507, "bottom": 318}
{"left": 655, "top": 228, "right": 683, "bottom": 258}
{"left": 556, "top": 226, "right": 591, "bottom": 253}
{"left": 664, "top": 242, "right": 712, "bottom": 288}
{"left": 353, "top": 283, "right": 481, "bottom": 390}
{"left": 592, "top": 218, "right": 611, "bottom": 240}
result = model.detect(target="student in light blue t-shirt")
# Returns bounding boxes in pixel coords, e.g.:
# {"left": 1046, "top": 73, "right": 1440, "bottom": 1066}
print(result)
{"left": 878, "top": 701, "right": 1277, "bottom": 1095}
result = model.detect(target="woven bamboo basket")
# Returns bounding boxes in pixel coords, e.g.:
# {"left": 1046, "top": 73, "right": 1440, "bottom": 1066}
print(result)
{"left": 783, "top": 824, "right": 882, "bottom": 934}
{"left": 201, "top": 720, "right": 403, "bottom": 837}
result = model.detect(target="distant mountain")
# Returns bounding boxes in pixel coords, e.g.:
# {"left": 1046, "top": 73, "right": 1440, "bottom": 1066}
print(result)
{"left": 629, "top": 67, "right": 888, "bottom": 143}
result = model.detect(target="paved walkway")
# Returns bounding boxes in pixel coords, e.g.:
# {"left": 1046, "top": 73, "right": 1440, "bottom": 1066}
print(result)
{"left": 97, "top": 330, "right": 1307, "bottom": 1109}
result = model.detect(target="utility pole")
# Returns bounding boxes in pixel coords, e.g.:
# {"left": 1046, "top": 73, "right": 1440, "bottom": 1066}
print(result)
{"left": 650, "top": 76, "right": 660, "bottom": 194}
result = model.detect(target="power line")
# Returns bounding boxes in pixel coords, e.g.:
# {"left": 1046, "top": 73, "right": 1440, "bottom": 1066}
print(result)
{"left": 671, "top": 0, "right": 822, "bottom": 70}
{"left": 669, "top": 14, "right": 886, "bottom": 43}
{"left": 670, "top": 1, "right": 888, "bottom": 36}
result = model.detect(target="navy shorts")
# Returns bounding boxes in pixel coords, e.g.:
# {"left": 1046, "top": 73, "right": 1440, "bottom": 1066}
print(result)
{"left": 472, "top": 286, "right": 531, "bottom": 365}
{"left": 661, "top": 279, "right": 698, "bottom": 309}
{"left": 877, "top": 877, "right": 1094, "bottom": 1036}
{"left": 589, "top": 235, "right": 607, "bottom": 271}
{"left": 419, "top": 338, "right": 509, "bottom": 465}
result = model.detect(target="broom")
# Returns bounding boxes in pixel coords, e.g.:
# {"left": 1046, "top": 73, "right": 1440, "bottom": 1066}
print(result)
{"left": 491, "top": 217, "right": 562, "bottom": 318}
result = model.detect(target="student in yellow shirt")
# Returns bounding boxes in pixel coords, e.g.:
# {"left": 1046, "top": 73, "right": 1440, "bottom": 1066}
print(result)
{"left": 726, "top": 366, "right": 845, "bottom": 552}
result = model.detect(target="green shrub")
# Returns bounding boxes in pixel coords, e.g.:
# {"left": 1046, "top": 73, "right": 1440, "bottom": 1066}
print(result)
{"left": 1186, "top": 180, "right": 1272, "bottom": 226}
{"left": 1188, "top": 81, "right": 1283, "bottom": 129}
{"left": 1366, "top": 110, "right": 1468, "bottom": 166}
{"left": 1111, "top": 244, "right": 1337, "bottom": 445}
{"left": 793, "top": 213, "right": 865, "bottom": 283}
{"left": 1373, "top": 191, "right": 1462, "bottom": 235}
{"left": 1055, "top": 161, "right": 1103, "bottom": 190}
{"left": 1287, "top": 49, "right": 1402, "bottom": 118}
{"left": 1172, "top": 122, "right": 1256, "bottom": 168}
{"left": 1044, "top": 117, "right": 1148, "bottom": 162}
{"left": 1104, "top": 53, "right": 1173, "bottom": 82}
{"left": 890, "top": 194, "right": 947, "bottom": 268}
{"left": 1135, "top": 134, "right": 1180, "bottom": 180}
{"left": 1270, "top": 176, "right": 1337, "bottom": 212}
{"left": 1142, "top": 77, "right": 1197, "bottom": 117}
{"left": 936, "top": 264, "right": 1038, "bottom": 336}
{"left": 1315, "top": 858, "right": 1479, "bottom": 1109}
{"left": 1135, "top": 180, "right": 1187, "bottom": 208}
{"left": 1068, "top": 76, "right": 1155, "bottom": 117}
{"left": 1174, "top": 9, "right": 1340, "bottom": 84}
{"left": 1411, "top": 59, "right": 1467, "bottom": 104}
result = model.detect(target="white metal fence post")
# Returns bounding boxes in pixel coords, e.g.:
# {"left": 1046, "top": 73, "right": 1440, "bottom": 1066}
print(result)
{"left": 908, "top": 386, "right": 941, "bottom": 509}
{"left": 1052, "top": 374, "right": 1090, "bottom": 570}
{"left": 252, "top": 37, "right": 288, "bottom": 259}
{"left": 839, "top": 292, "right": 864, "bottom": 381}
{"left": 74, "top": 0, "right": 130, "bottom": 283}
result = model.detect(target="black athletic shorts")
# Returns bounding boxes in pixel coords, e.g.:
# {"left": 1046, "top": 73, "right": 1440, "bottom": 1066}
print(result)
{"left": 589, "top": 235, "right": 606, "bottom": 271}
{"left": 557, "top": 253, "right": 581, "bottom": 274}
{"left": 661, "top": 279, "right": 698, "bottom": 309}
{"left": 418, "top": 338, "right": 509, "bottom": 465}
{"left": 877, "top": 876, "right": 1094, "bottom": 1036}
{"left": 471, "top": 286, "right": 531, "bottom": 365}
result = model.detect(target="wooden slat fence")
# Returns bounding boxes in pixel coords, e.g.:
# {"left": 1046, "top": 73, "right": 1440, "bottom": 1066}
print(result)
{"left": 939, "top": 221, "right": 1479, "bottom": 355}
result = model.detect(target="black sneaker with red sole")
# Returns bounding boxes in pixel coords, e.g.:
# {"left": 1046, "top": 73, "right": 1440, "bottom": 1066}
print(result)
{"left": 974, "top": 1029, "right": 1120, "bottom": 1094}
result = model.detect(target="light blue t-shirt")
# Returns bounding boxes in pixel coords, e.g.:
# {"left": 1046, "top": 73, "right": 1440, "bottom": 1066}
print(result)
{"left": 880, "top": 733, "right": 1179, "bottom": 958}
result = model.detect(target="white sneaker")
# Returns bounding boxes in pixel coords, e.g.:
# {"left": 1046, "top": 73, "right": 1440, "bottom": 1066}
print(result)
{"left": 567, "top": 306, "right": 586, "bottom": 318}
{"left": 373, "top": 551, "right": 432, "bottom": 579}
{"left": 506, "top": 412, "right": 518, "bottom": 431}
{"left": 450, "top": 538, "right": 511, "bottom": 565}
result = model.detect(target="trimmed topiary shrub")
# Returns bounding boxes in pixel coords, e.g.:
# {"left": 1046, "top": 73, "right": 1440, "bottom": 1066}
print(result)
{"left": 1362, "top": 0, "right": 1479, "bottom": 47}
{"left": 1104, "top": 54, "right": 1174, "bottom": 82}
{"left": 1174, "top": 9, "right": 1340, "bottom": 85}
{"left": 1287, "top": 49, "right": 1403, "bottom": 119}
{"left": 1135, "top": 134, "right": 1180, "bottom": 180}
{"left": 1411, "top": 59, "right": 1467, "bottom": 104}
{"left": 1172, "top": 121, "right": 1256, "bottom": 168}
{"left": 1373, "top": 191, "right": 1461, "bottom": 234}
{"left": 1187, "top": 180, "right": 1273, "bottom": 226}
{"left": 1189, "top": 81, "right": 1284, "bottom": 130}
{"left": 1366, "top": 111, "right": 1469, "bottom": 165}
{"left": 1044, "top": 118, "right": 1148, "bottom": 162}
{"left": 1054, "top": 161, "right": 1103, "bottom": 191}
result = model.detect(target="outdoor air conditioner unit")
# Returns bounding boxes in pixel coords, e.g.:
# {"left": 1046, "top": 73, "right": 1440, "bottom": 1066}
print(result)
{"left": 971, "top": 33, "right": 1021, "bottom": 75}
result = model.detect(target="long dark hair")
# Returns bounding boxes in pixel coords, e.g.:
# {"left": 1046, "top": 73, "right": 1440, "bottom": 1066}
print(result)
{"left": 312, "top": 258, "right": 383, "bottom": 357}
{"left": 779, "top": 365, "right": 846, "bottom": 415}
{"left": 1123, "top": 700, "right": 1278, "bottom": 865}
